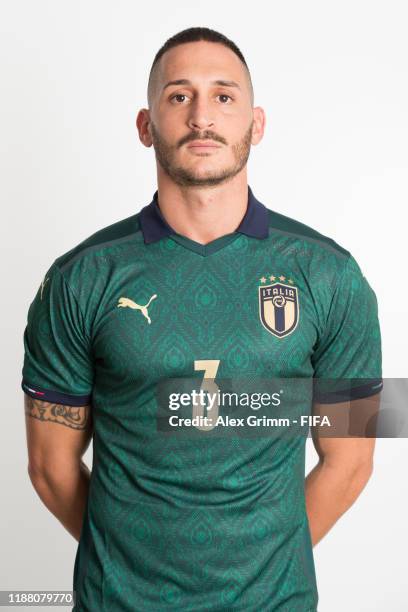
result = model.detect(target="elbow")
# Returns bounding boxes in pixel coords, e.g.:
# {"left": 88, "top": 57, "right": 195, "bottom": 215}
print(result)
{"left": 27, "top": 459, "right": 59, "bottom": 490}
{"left": 27, "top": 461, "right": 65, "bottom": 502}
{"left": 27, "top": 461, "right": 47, "bottom": 488}
{"left": 27, "top": 455, "right": 81, "bottom": 489}
{"left": 26, "top": 462, "right": 63, "bottom": 518}
{"left": 353, "top": 453, "right": 374, "bottom": 482}
{"left": 344, "top": 459, "right": 374, "bottom": 504}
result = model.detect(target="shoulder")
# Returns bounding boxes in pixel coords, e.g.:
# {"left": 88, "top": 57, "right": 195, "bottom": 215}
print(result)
{"left": 266, "top": 207, "right": 350, "bottom": 259}
{"left": 52, "top": 212, "right": 143, "bottom": 274}
{"left": 263, "top": 206, "right": 369, "bottom": 297}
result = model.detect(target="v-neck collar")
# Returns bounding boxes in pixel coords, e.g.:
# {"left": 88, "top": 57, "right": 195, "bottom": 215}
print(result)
{"left": 169, "top": 231, "right": 241, "bottom": 256}
{"left": 139, "top": 185, "right": 269, "bottom": 257}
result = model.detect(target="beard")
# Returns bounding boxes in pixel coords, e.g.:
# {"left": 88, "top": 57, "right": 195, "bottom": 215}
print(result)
{"left": 149, "top": 120, "right": 254, "bottom": 188}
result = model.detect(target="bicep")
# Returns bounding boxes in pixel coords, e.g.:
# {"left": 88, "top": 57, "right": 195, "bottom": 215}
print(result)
{"left": 24, "top": 393, "right": 93, "bottom": 473}
{"left": 311, "top": 393, "right": 381, "bottom": 473}
{"left": 311, "top": 433, "right": 376, "bottom": 477}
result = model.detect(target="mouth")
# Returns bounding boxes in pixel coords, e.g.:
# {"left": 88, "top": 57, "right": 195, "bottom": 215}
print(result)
{"left": 186, "top": 141, "right": 222, "bottom": 149}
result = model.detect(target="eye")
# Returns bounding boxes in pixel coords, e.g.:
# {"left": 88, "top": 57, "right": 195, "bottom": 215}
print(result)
{"left": 217, "top": 94, "right": 233, "bottom": 104}
{"left": 170, "top": 93, "right": 190, "bottom": 104}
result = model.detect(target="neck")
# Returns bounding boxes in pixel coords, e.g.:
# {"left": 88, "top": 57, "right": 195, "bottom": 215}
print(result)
{"left": 155, "top": 169, "right": 249, "bottom": 245}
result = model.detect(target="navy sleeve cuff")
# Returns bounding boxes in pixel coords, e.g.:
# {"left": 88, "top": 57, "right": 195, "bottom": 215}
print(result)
{"left": 313, "top": 378, "right": 383, "bottom": 404}
{"left": 21, "top": 379, "right": 92, "bottom": 407}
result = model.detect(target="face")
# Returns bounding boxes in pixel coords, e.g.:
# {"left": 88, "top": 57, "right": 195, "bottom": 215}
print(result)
{"left": 137, "top": 41, "right": 265, "bottom": 188}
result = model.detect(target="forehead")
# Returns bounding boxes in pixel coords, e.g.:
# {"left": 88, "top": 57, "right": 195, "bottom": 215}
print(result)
{"left": 157, "top": 41, "right": 246, "bottom": 84}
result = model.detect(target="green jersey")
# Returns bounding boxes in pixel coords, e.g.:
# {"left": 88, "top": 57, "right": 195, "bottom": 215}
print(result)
{"left": 22, "top": 186, "right": 382, "bottom": 611}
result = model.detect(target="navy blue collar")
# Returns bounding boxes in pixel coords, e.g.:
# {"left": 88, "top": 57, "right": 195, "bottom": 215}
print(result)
{"left": 139, "top": 185, "right": 269, "bottom": 244}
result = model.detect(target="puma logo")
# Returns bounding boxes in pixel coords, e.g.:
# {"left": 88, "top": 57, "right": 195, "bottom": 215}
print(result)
{"left": 117, "top": 294, "right": 157, "bottom": 324}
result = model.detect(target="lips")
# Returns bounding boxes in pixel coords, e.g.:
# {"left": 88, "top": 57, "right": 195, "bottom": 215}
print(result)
{"left": 187, "top": 141, "right": 221, "bottom": 148}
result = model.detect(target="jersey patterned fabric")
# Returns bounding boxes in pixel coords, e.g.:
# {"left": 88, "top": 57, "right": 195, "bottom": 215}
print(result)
{"left": 21, "top": 186, "right": 382, "bottom": 612}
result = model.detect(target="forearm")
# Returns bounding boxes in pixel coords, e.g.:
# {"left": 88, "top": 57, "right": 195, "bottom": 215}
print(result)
{"left": 305, "top": 458, "right": 372, "bottom": 546}
{"left": 28, "top": 459, "right": 91, "bottom": 542}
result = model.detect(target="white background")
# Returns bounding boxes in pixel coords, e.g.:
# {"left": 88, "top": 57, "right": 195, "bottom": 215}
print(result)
{"left": 1, "top": 1, "right": 407, "bottom": 610}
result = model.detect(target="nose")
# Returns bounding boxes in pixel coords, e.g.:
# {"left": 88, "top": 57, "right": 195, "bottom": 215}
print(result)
{"left": 187, "top": 98, "right": 215, "bottom": 131}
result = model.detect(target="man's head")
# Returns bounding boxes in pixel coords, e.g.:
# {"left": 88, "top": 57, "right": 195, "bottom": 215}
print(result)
{"left": 137, "top": 27, "right": 265, "bottom": 188}
{"left": 147, "top": 27, "right": 254, "bottom": 109}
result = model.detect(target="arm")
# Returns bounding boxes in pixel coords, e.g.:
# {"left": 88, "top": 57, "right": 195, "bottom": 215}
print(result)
{"left": 24, "top": 394, "right": 93, "bottom": 542}
{"left": 305, "top": 392, "right": 380, "bottom": 546}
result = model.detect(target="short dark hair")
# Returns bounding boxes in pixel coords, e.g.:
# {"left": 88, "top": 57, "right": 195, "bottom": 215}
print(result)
{"left": 147, "top": 27, "right": 253, "bottom": 107}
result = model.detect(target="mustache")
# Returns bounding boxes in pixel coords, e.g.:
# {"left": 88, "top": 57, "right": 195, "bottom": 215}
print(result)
{"left": 178, "top": 131, "right": 227, "bottom": 147}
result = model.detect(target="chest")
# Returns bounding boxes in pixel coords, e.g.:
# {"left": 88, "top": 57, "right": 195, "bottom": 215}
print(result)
{"left": 90, "top": 257, "right": 320, "bottom": 385}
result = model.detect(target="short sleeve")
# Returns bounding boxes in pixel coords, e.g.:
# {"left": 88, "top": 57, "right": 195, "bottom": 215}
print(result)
{"left": 21, "top": 262, "right": 94, "bottom": 406}
{"left": 311, "top": 254, "right": 383, "bottom": 403}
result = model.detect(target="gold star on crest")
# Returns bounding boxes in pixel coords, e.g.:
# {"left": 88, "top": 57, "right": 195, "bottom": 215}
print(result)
{"left": 269, "top": 275, "right": 276, "bottom": 281}
{"left": 288, "top": 278, "right": 294, "bottom": 284}
{"left": 260, "top": 276, "right": 267, "bottom": 283}
{"left": 279, "top": 275, "right": 286, "bottom": 281}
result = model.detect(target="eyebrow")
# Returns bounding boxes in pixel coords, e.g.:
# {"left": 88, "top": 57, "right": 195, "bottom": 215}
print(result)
{"left": 162, "top": 79, "right": 241, "bottom": 91}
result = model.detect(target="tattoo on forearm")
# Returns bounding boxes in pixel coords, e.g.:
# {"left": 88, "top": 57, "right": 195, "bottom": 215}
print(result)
{"left": 24, "top": 395, "right": 90, "bottom": 430}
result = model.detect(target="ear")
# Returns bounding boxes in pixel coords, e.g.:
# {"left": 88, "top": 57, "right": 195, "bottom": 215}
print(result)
{"left": 251, "top": 106, "right": 266, "bottom": 146}
{"left": 136, "top": 109, "right": 153, "bottom": 147}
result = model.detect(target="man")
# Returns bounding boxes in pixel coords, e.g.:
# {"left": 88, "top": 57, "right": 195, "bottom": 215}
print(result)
{"left": 22, "top": 27, "right": 382, "bottom": 611}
